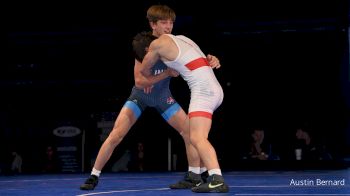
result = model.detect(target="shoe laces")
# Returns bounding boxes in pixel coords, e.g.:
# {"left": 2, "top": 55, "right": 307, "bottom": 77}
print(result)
{"left": 185, "top": 171, "right": 202, "bottom": 183}
{"left": 207, "top": 174, "right": 224, "bottom": 184}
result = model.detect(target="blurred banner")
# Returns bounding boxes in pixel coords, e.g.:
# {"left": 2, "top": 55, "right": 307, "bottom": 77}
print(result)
{"left": 53, "top": 126, "right": 82, "bottom": 173}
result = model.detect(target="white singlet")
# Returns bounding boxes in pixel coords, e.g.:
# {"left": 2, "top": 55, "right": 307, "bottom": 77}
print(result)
{"left": 163, "top": 34, "right": 224, "bottom": 119}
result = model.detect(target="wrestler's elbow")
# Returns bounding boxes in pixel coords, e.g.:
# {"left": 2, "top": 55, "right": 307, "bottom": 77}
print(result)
{"left": 135, "top": 78, "right": 149, "bottom": 89}
{"left": 135, "top": 79, "right": 145, "bottom": 88}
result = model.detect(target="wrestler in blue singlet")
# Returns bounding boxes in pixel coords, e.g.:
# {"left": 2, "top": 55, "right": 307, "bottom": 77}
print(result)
{"left": 124, "top": 60, "right": 180, "bottom": 121}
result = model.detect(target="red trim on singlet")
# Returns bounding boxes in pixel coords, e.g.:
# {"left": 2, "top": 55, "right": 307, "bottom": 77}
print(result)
{"left": 185, "top": 58, "right": 209, "bottom": 71}
{"left": 189, "top": 111, "right": 212, "bottom": 119}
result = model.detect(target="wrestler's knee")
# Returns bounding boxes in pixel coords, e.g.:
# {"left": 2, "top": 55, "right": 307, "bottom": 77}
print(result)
{"left": 180, "top": 131, "right": 191, "bottom": 143}
{"left": 189, "top": 134, "right": 203, "bottom": 147}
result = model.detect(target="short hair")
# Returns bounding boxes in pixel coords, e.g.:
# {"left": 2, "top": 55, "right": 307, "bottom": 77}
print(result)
{"left": 146, "top": 5, "right": 176, "bottom": 23}
{"left": 132, "top": 31, "right": 157, "bottom": 62}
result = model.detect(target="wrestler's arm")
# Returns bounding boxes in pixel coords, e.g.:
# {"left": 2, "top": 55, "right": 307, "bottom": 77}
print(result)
{"left": 134, "top": 39, "right": 174, "bottom": 88}
{"left": 134, "top": 59, "right": 153, "bottom": 91}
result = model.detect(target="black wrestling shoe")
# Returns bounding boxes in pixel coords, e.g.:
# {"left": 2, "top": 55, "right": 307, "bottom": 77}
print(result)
{"left": 191, "top": 174, "right": 229, "bottom": 193}
{"left": 80, "top": 175, "right": 99, "bottom": 190}
{"left": 201, "top": 170, "right": 209, "bottom": 183}
{"left": 169, "top": 171, "right": 203, "bottom": 189}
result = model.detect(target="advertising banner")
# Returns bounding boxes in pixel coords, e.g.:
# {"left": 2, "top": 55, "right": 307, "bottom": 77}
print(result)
{"left": 53, "top": 126, "right": 82, "bottom": 173}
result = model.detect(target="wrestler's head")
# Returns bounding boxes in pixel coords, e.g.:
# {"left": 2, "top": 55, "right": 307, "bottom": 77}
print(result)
{"left": 146, "top": 5, "right": 175, "bottom": 36}
{"left": 132, "top": 31, "right": 157, "bottom": 62}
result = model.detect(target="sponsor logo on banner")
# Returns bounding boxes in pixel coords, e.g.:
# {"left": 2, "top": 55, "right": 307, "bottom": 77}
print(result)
{"left": 53, "top": 126, "right": 81, "bottom": 137}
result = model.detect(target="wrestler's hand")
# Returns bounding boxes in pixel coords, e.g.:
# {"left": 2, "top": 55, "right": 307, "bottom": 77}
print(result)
{"left": 143, "top": 85, "right": 154, "bottom": 94}
{"left": 207, "top": 54, "right": 221, "bottom": 69}
{"left": 166, "top": 68, "right": 179, "bottom": 77}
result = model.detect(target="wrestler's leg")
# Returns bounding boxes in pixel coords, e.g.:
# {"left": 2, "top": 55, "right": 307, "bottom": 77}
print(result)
{"left": 160, "top": 104, "right": 203, "bottom": 188}
{"left": 190, "top": 116, "right": 229, "bottom": 193}
{"left": 93, "top": 104, "right": 139, "bottom": 171}
{"left": 166, "top": 106, "right": 200, "bottom": 168}
{"left": 80, "top": 101, "right": 141, "bottom": 190}
{"left": 188, "top": 116, "right": 220, "bottom": 170}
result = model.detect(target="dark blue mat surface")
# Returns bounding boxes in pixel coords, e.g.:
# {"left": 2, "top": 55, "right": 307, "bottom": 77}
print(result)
{"left": 0, "top": 169, "right": 349, "bottom": 195}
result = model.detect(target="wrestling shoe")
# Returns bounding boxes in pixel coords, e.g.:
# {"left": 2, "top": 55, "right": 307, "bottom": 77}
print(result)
{"left": 169, "top": 171, "right": 203, "bottom": 189}
{"left": 201, "top": 170, "right": 209, "bottom": 183}
{"left": 191, "top": 174, "right": 229, "bottom": 193}
{"left": 80, "top": 175, "right": 99, "bottom": 190}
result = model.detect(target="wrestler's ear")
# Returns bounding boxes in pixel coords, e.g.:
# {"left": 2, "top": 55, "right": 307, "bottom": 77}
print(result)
{"left": 145, "top": 47, "right": 149, "bottom": 53}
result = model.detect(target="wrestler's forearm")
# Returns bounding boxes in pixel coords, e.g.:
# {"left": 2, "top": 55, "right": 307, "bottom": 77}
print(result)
{"left": 135, "top": 71, "right": 169, "bottom": 88}
{"left": 135, "top": 49, "right": 167, "bottom": 88}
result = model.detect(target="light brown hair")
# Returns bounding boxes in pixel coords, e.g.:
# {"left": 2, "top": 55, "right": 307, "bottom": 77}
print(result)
{"left": 146, "top": 5, "right": 176, "bottom": 23}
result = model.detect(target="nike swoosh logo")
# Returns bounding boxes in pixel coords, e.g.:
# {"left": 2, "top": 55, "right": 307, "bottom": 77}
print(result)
{"left": 208, "top": 182, "right": 223, "bottom": 189}
{"left": 196, "top": 182, "right": 202, "bottom": 187}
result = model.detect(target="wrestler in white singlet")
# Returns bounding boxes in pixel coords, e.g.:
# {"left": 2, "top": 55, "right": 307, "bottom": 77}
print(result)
{"left": 162, "top": 34, "right": 224, "bottom": 119}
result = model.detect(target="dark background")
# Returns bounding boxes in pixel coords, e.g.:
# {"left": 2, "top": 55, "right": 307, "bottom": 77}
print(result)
{"left": 3, "top": 0, "right": 350, "bottom": 173}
